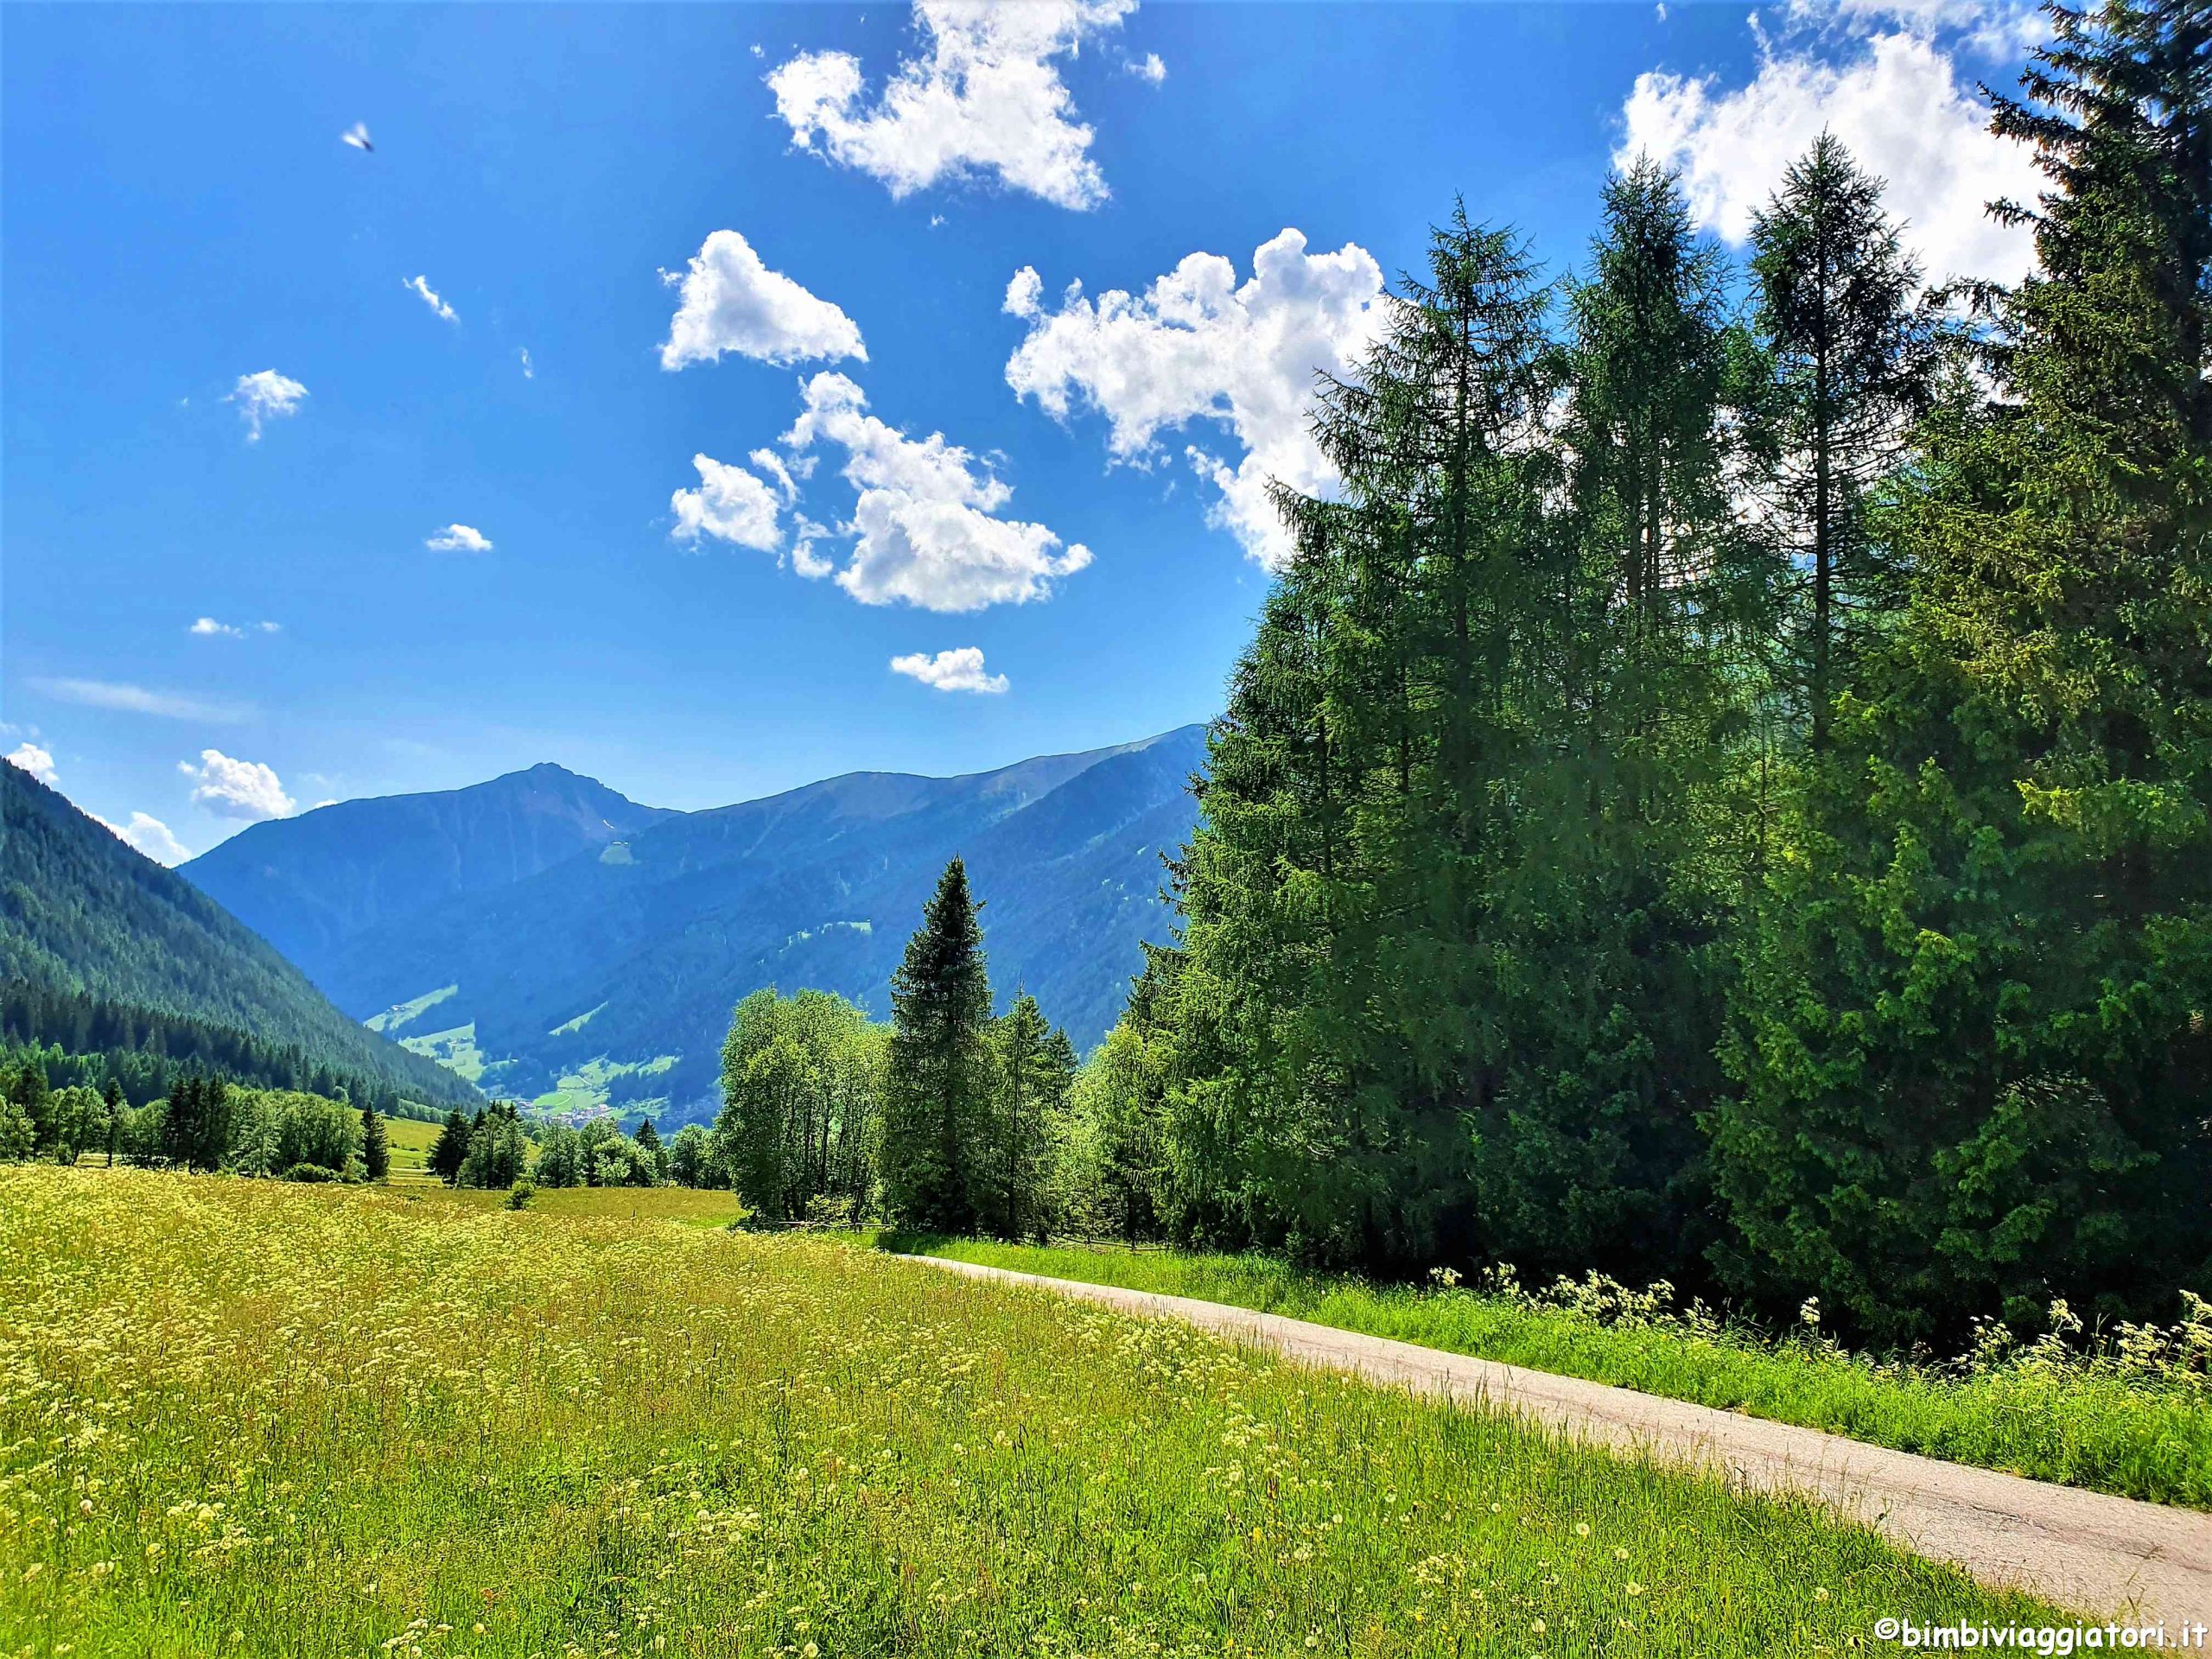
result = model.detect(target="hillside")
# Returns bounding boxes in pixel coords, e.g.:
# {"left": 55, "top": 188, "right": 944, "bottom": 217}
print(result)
{"left": 247, "top": 727, "right": 1207, "bottom": 1122}
{"left": 0, "top": 760, "right": 479, "bottom": 1109}
{"left": 181, "top": 762, "right": 675, "bottom": 988}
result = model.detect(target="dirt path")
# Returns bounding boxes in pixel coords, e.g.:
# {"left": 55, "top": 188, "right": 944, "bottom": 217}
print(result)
{"left": 901, "top": 1253, "right": 2212, "bottom": 1629}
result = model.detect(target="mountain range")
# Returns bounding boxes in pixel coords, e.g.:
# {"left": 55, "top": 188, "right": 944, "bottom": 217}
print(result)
{"left": 182, "top": 726, "right": 1208, "bottom": 1125}
{"left": 1, "top": 760, "right": 477, "bottom": 1110}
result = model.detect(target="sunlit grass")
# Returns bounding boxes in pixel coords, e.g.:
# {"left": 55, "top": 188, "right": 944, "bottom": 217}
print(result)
{"left": 893, "top": 1237, "right": 2212, "bottom": 1510}
{"left": 1, "top": 1167, "right": 2061, "bottom": 1656}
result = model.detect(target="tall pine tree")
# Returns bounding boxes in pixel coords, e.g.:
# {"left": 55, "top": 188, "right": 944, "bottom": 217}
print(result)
{"left": 879, "top": 857, "right": 993, "bottom": 1232}
{"left": 360, "top": 1100, "right": 390, "bottom": 1182}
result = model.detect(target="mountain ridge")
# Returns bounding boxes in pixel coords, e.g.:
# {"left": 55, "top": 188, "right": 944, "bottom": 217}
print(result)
{"left": 186, "top": 726, "right": 1211, "bottom": 1123}
{"left": 1, "top": 760, "right": 480, "bottom": 1110}
{"left": 183, "top": 761, "right": 676, "bottom": 987}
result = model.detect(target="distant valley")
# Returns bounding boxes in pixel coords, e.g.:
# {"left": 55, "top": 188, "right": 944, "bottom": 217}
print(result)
{"left": 182, "top": 728, "right": 1207, "bottom": 1125}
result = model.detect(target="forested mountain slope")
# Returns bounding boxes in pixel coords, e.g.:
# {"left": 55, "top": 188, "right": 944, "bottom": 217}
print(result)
{"left": 181, "top": 762, "right": 675, "bottom": 988}
{"left": 0, "top": 760, "right": 478, "bottom": 1109}
{"left": 300, "top": 726, "right": 1206, "bottom": 1122}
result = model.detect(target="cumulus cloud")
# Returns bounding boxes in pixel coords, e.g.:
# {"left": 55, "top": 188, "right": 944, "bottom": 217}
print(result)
{"left": 5, "top": 743, "right": 58, "bottom": 786}
{"left": 781, "top": 372, "right": 1090, "bottom": 611}
{"left": 1618, "top": 4, "right": 2043, "bottom": 286}
{"left": 29, "top": 677, "right": 245, "bottom": 721}
{"left": 767, "top": 0, "right": 1137, "bottom": 210}
{"left": 404, "top": 275, "right": 459, "bottom": 322}
{"left": 1003, "top": 228, "right": 1386, "bottom": 568}
{"left": 659, "top": 230, "right": 867, "bottom": 371}
{"left": 228, "top": 370, "right": 308, "bottom": 441}
{"left": 94, "top": 810, "right": 192, "bottom": 866}
{"left": 1126, "top": 52, "right": 1166, "bottom": 84}
{"left": 179, "top": 749, "right": 295, "bottom": 822}
{"left": 890, "top": 646, "right": 1009, "bottom": 694}
{"left": 671, "top": 454, "right": 790, "bottom": 553}
{"left": 426, "top": 524, "right": 493, "bottom": 553}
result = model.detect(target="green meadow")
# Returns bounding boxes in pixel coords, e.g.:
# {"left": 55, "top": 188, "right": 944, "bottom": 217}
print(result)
{"left": 1, "top": 1166, "right": 2059, "bottom": 1657}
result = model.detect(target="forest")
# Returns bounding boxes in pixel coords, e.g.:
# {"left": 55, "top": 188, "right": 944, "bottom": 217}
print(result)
{"left": 0, "top": 981, "right": 452, "bottom": 1119}
{"left": 693, "top": 6, "right": 2212, "bottom": 1344}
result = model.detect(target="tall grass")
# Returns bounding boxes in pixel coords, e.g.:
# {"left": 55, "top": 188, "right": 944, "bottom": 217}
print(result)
{"left": 893, "top": 1237, "right": 2212, "bottom": 1510}
{"left": 0, "top": 1167, "right": 2060, "bottom": 1656}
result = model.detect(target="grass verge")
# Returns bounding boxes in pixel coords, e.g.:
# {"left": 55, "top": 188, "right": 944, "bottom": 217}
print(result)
{"left": 2, "top": 1166, "right": 2059, "bottom": 1656}
{"left": 888, "top": 1236, "right": 2212, "bottom": 1511}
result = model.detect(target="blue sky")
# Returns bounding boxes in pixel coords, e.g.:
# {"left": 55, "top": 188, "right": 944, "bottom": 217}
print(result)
{"left": 3, "top": 0, "right": 2042, "bottom": 860}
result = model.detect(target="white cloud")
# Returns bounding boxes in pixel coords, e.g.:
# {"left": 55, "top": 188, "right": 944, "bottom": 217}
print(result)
{"left": 189, "top": 617, "right": 276, "bottom": 638}
{"left": 29, "top": 677, "right": 245, "bottom": 722}
{"left": 1618, "top": 8, "right": 2043, "bottom": 285}
{"left": 1003, "top": 228, "right": 1387, "bottom": 568}
{"left": 781, "top": 372, "right": 1090, "bottom": 611}
{"left": 228, "top": 370, "right": 308, "bottom": 442}
{"left": 518, "top": 347, "right": 534, "bottom": 379}
{"left": 767, "top": 0, "right": 1136, "bottom": 210}
{"left": 790, "top": 515, "right": 836, "bottom": 579}
{"left": 92, "top": 810, "right": 193, "bottom": 866}
{"left": 426, "top": 523, "right": 493, "bottom": 553}
{"left": 890, "top": 646, "right": 1009, "bottom": 694}
{"left": 404, "top": 275, "right": 459, "bottom": 323}
{"left": 5, "top": 743, "right": 58, "bottom": 786}
{"left": 670, "top": 454, "right": 789, "bottom": 553}
{"left": 1126, "top": 52, "right": 1166, "bottom": 84}
{"left": 179, "top": 749, "right": 295, "bottom": 822}
{"left": 659, "top": 230, "right": 867, "bottom": 372}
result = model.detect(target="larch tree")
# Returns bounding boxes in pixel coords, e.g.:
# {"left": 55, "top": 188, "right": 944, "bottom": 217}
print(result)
{"left": 1746, "top": 131, "right": 1936, "bottom": 749}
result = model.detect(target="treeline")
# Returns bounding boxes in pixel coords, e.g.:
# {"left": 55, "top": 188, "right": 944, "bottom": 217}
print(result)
{"left": 423, "top": 1102, "right": 669, "bottom": 1192}
{"left": 676, "top": 861, "right": 1081, "bottom": 1239}
{"left": 1, "top": 1055, "right": 394, "bottom": 1184}
{"left": 1065, "top": 5, "right": 2211, "bottom": 1341}
{"left": 0, "top": 981, "right": 449, "bottom": 1121}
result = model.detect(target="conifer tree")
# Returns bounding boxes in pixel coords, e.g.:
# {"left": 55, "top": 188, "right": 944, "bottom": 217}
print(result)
{"left": 427, "top": 1107, "right": 473, "bottom": 1185}
{"left": 101, "top": 1078, "right": 124, "bottom": 1165}
{"left": 10, "top": 1060, "right": 53, "bottom": 1156}
{"left": 1746, "top": 132, "right": 1935, "bottom": 747}
{"left": 988, "top": 993, "right": 1058, "bottom": 1240}
{"left": 360, "top": 1101, "right": 390, "bottom": 1182}
{"left": 1455, "top": 161, "right": 1745, "bottom": 1275}
{"left": 879, "top": 857, "right": 992, "bottom": 1232}
{"left": 632, "top": 1116, "right": 664, "bottom": 1184}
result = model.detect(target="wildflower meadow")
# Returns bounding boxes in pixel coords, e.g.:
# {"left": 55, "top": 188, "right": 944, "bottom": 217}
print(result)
{"left": 0, "top": 1166, "right": 2058, "bottom": 1656}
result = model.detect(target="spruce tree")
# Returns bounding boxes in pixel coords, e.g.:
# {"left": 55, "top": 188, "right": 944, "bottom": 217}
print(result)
{"left": 360, "top": 1102, "right": 390, "bottom": 1182}
{"left": 988, "top": 993, "right": 1055, "bottom": 1240}
{"left": 632, "top": 1116, "right": 664, "bottom": 1184}
{"left": 880, "top": 856, "right": 992, "bottom": 1232}
{"left": 427, "top": 1107, "right": 473, "bottom": 1185}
